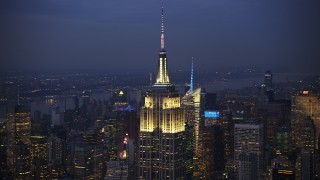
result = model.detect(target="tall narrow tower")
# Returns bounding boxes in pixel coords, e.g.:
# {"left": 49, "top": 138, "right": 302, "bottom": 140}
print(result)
{"left": 155, "top": 7, "right": 170, "bottom": 85}
{"left": 190, "top": 57, "right": 194, "bottom": 93}
{"left": 139, "top": 8, "right": 186, "bottom": 180}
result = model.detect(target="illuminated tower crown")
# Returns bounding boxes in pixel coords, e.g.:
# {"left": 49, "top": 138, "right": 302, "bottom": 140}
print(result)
{"left": 155, "top": 7, "right": 170, "bottom": 85}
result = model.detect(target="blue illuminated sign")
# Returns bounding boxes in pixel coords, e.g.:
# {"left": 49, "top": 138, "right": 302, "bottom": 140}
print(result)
{"left": 204, "top": 111, "right": 220, "bottom": 118}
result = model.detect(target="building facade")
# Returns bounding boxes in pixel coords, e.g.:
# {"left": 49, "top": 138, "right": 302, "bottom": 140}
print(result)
{"left": 7, "top": 105, "right": 32, "bottom": 179}
{"left": 234, "top": 123, "right": 264, "bottom": 179}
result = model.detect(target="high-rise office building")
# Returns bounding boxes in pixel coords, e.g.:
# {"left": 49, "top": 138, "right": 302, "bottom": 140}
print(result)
{"left": 51, "top": 106, "right": 63, "bottom": 127}
{"left": 219, "top": 110, "right": 234, "bottom": 160}
{"left": 0, "top": 111, "right": 8, "bottom": 178}
{"left": 139, "top": 8, "right": 185, "bottom": 179}
{"left": 299, "top": 117, "right": 316, "bottom": 152}
{"left": 73, "top": 141, "right": 90, "bottom": 178}
{"left": 202, "top": 110, "right": 225, "bottom": 179}
{"left": 31, "top": 120, "right": 49, "bottom": 179}
{"left": 238, "top": 152, "right": 258, "bottom": 180}
{"left": 275, "top": 127, "right": 291, "bottom": 155}
{"left": 104, "top": 114, "right": 120, "bottom": 161}
{"left": 295, "top": 149, "right": 314, "bottom": 180}
{"left": 291, "top": 91, "right": 320, "bottom": 150}
{"left": 105, "top": 135, "right": 130, "bottom": 180}
{"left": 264, "top": 71, "right": 273, "bottom": 91}
{"left": 105, "top": 161, "right": 128, "bottom": 180}
{"left": 83, "top": 127, "right": 104, "bottom": 179}
{"left": 182, "top": 88, "right": 204, "bottom": 178}
{"left": 182, "top": 60, "right": 222, "bottom": 179}
{"left": 219, "top": 110, "right": 235, "bottom": 179}
{"left": 183, "top": 85, "right": 223, "bottom": 179}
{"left": 181, "top": 60, "right": 199, "bottom": 179}
{"left": 264, "top": 71, "right": 274, "bottom": 101}
{"left": 234, "top": 123, "right": 264, "bottom": 179}
{"left": 70, "top": 131, "right": 104, "bottom": 179}
{"left": 48, "top": 135, "right": 66, "bottom": 178}
{"left": 7, "top": 105, "right": 32, "bottom": 179}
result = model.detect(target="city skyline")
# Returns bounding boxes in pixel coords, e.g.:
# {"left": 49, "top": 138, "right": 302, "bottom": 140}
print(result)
{"left": 1, "top": 0, "right": 320, "bottom": 73}
{"left": 1, "top": 4, "right": 320, "bottom": 178}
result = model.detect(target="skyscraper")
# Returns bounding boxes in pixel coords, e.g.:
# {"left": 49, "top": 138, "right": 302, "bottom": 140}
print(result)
{"left": 182, "top": 87, "right": 203, "bottom": 178}
{"left": 264, "top": 71, "right": 273, "bottom": 91}
{"left": 238, "top": 152, "right": 258, "bottom": 180}
{"left": 139, "top": 8, "right": 185, "bottom": 179}
{"left": 234, "top": 123, "right": 264, "bottom": 179}
{"left": 7, "top": 105, "right": 32, "bottom": 179}
{"left": 202, "top": 111, "right": 225, "bottom": 179}
{"left": 264, "top": 71, "right": 274, "bottom": 101}
{"left": 295, "top": 149, "right": 314, "bottom": 180}
{"left": 31, "top": 119, "right": 49, "bottom": 179}
{"left": 291, "top": 91, "right": 320, "bottom": 150}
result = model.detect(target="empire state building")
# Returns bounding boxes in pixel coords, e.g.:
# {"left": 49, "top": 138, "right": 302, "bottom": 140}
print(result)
{"left": 139, "top": 8, "right": 186, "bottom": 180}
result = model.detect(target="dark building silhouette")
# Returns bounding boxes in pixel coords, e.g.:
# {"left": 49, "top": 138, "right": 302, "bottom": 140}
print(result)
{"left": 264, "top": 71, "right": 274, "bottom": 101}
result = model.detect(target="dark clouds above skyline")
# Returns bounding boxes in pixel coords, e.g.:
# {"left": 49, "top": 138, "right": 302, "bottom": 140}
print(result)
{"left": 1, "top": 0, "right": 320, "bottom": 73}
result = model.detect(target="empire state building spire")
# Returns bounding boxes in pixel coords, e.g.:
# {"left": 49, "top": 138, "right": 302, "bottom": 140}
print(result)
{"left": 161, "top": 7, "right": 165, "bottom": 50}
{"left": 155, "top": 7, "right": 170, "bottom": 85}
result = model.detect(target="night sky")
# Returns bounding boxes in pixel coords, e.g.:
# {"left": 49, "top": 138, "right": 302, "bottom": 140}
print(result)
{"left": 1, "top": 0, "right": 320, "bottom": 73}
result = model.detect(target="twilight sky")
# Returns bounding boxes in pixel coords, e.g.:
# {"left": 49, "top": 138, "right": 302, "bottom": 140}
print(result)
{"left": 1, "top": 0, "right": 320, "bottom": 73}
